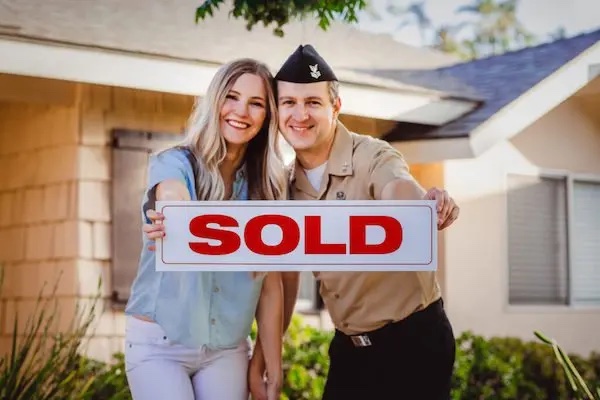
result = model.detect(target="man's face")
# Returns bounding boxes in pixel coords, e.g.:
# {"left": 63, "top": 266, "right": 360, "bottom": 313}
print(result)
{"left": 277, "top": 81, "right": 340, "bottom": 153}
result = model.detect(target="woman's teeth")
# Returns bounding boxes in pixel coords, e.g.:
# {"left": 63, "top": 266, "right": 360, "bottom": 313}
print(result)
{"left": 227, "top": 120, "right": 250, "bottom": 129}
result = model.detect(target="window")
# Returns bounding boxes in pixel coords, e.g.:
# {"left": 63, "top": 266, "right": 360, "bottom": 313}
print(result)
{"left": 507, "top": 173, "right": 600, "bottom": 306}
{"left": 296, "top": 272, "right": 324, "bottom": 312}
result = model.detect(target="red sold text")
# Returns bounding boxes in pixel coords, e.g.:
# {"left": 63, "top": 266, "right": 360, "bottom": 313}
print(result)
{"left": 189, "top": 214, "right": 403, "bottom": 256}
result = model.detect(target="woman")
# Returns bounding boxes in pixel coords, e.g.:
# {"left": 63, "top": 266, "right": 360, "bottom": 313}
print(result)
{"left": 124, "top": 58, "right": 287, "bottom": 400}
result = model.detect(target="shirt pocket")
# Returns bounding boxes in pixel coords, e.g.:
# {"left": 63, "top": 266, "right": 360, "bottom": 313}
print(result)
{"left": 326, "top": 177, "right": 351, "bottom": 200}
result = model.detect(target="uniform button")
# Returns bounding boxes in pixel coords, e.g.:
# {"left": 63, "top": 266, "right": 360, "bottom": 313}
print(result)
{"left": 213, "top": 287, "right": 220, "bottom": 292}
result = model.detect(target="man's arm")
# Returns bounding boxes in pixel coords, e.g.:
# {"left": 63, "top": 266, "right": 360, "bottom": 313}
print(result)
{"left": 249, "top": 271, "right": 299, "bottom": 399}
{"left": 369, "top": 142, "right": 459, "bottom": 229}
{"left": 281, "top": 271, "right": 300, "bottom": 332}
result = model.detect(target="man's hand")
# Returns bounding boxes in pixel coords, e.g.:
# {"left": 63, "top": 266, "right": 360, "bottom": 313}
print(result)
{"left": 424, "top": 187, "right": 460, "bottom": 230}
{"left": 142, "top": 209, "right": 165, "bottom": 251}
{"left": 266, "top": 372, "right": 282, "bottom": 400}
{"left": 248, "top": 356, "right": 267, "bottom": 400}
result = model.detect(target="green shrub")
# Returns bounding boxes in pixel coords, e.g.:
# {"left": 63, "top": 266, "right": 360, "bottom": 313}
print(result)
{"left": 87, "top": 322, "right": 600, "bottom": 400}
{"left": 0, "top": 268, "right": 102, "bottom": 400}
{"left": 2, "top": 262, "right": 598, "bottom": 400}
{"left": 280, "top": 316, "right": 333, "bottom": 400}
{"left": 74, "top": 353, "right": 130, "bottom": 400}
{"left": 453, "top": 331, "right": 599, "bottom": 400}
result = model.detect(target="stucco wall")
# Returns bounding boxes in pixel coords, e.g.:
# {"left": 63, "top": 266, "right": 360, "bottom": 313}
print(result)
{"left": 443, "top": 95, "right": 600, "bottom": 356}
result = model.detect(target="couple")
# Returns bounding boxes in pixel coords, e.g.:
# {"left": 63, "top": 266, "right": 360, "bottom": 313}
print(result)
{"left": 124, "top": 44, "right": 460, "bottom": 400}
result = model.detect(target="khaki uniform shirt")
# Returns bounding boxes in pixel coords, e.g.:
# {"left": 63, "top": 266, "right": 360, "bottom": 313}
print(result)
{"left": 289, "top": 122, "right": 441, "bottom": 335}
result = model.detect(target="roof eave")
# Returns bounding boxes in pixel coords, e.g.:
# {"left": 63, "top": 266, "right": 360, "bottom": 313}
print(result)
{"left": 0, "top": 35, "right": 480, "bottom": 125}
{"left": 469, "top": 41, "right": 600, "bottom": 157}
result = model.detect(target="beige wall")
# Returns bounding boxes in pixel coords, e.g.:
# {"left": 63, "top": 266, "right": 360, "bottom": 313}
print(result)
{"left": 0, "top": 74, "right": 192, "bottom": 362}
{"left": 443, "top": 95, "right": 600, "bottom": 356}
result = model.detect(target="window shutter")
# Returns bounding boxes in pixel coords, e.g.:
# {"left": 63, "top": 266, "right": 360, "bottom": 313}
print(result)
{"left": 507, "top": 174, "right": 568, "bottom": 305}
{"left": 111, "top": 129, "right": 184, "bottom": 304}
{"left": 571, "top": 181, "right": 600, "bottom": 305}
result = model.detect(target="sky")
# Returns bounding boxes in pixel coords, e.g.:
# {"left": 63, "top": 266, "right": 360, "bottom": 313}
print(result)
{"left": 355, "top": 0, "right": 600, "bottom": 47}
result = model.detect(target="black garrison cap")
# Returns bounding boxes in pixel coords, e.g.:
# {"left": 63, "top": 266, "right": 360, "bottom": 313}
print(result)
{"left": 274, "top": 44, "right": 338, "bottom": 83}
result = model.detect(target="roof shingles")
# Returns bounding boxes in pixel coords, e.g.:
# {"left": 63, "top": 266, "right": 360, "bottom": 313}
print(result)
{"left": 376, "top": 28, "right": 600, "bottom": 141}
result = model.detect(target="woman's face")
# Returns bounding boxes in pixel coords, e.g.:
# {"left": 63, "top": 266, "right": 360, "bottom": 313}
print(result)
{"left": 220, "top": 73, "right": 268, "bottom": 146}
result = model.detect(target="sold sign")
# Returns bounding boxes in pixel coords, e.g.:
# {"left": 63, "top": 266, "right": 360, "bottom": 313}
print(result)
{"left": 155, "top": 200, "right": 437, "bottom": 272}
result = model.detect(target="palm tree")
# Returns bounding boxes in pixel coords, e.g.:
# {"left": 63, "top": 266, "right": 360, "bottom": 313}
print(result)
{"left": 386, "top": 1, "right": 433, "bottom": 46}
{"left": 457, "top": 0, "right": 536, "bottom": 57}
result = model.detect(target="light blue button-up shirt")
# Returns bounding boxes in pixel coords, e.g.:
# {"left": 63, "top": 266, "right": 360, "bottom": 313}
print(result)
{"left": 125, "top": 147, "right": 264, "bottom": 349}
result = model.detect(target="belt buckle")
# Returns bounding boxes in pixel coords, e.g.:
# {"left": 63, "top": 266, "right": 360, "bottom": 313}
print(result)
{"left": 350, "top": 334, "right": 372, "bottom": 347}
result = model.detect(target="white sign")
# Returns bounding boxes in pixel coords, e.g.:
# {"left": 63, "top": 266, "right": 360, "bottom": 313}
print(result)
{"left": 155, "top": 200, "right": 437, "bottom": 272}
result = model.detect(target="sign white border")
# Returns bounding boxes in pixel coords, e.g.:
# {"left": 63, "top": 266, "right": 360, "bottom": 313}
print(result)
{"left": 155, "top": 200, "right": 437, "bottom": 272}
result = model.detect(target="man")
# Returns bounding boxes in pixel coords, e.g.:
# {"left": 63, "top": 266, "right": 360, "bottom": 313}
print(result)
{"left": 249, "top": 45, "right": 459, "bottom": 400}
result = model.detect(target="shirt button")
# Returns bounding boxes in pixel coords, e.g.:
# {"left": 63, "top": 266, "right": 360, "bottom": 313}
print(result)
{"left": 213, "top": 287, "right": 220, "bottom": 292}
{"left": 334, "top": 293, "right": 340, "bottom": 299}
{"left": 211, "top": 318, "right": 216, "bottom": 325}
{"left": 343, "top": 322, "right": 349, "bottom": 328}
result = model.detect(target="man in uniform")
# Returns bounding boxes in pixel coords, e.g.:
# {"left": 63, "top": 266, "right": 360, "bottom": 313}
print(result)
{"left": 251, "top": 44, "right": 459, "bottom": 400}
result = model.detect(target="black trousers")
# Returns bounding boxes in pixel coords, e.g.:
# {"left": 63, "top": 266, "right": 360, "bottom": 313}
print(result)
{"left": 322, "top": 298, "right": 455, "bottom": 400}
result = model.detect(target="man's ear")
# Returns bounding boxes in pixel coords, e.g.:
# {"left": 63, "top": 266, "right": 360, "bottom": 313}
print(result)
{"left": 333, "top": 96, "right": 342, "bottom": 117}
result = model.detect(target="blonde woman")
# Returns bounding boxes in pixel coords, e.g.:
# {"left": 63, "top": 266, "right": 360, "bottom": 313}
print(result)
{"left": 124, "top": 59, "right": 286, "bottom": 400}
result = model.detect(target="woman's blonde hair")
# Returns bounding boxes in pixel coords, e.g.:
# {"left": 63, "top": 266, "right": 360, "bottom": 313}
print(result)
{"left": 182, "top": 58, "right": 287, "bottom": 201}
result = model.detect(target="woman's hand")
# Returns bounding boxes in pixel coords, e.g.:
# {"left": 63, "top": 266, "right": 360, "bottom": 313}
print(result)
{"left": 143, "top": 209, "right": 165, "bottom": 251}
{"left": 254, "top": 272, "right": 284, "bottom": 400}
{"left": 143, "top": 179, "right": 190, "bottom": 250}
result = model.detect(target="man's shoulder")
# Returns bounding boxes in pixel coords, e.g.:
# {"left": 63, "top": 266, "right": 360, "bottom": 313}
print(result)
{"left": 348, "top": 131, "right": 400, "bottom": 161}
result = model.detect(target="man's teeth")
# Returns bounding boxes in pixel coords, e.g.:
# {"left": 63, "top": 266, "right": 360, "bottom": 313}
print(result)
{"left": 228, "top": 120, "right": 250, "bottom": 129}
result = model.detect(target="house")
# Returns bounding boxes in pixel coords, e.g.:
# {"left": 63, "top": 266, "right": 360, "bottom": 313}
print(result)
{"left": 377, "top": 30, "right": 600, "bottom": 355}
{"left": 0, "top": 0, "right": 598, "bottom": 362}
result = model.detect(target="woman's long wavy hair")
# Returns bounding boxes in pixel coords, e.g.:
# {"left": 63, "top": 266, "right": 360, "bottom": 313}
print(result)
{"left": 182, "top": 58, "right": 287, "bottom": 201}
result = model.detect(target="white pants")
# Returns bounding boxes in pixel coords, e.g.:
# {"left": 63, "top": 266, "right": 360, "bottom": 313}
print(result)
{"left": 124, "top": 316, "right": 251, "bottom": 400}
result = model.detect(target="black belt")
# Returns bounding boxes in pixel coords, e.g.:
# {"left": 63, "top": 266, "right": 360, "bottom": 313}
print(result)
{"left": 342, "top": 298, "right": 445, "bottom": 347}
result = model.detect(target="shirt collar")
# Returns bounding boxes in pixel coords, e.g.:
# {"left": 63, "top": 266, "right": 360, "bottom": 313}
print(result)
{"left": 289, "top": 121, "right": 354, "bottom": 185}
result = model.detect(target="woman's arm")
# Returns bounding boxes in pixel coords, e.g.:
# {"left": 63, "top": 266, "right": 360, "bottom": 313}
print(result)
{"left": 142, "top": 179, "right": 190, "bottom": 249}
{"left": 254, "top": 271, "right": 284, "bottom": 400}
{"left": 156, "top": 179, "right": 191, "bottom": 201}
